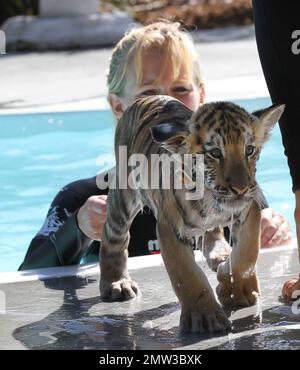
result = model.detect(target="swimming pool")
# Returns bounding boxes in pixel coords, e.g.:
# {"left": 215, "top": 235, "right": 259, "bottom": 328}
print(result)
{"left": 0, "top": 97, "right": 294, "bottom": 272}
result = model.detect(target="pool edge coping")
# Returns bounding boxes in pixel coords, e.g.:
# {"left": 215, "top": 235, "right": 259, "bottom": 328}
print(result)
{"left": 0, "top": 240, "right": 297, "bottom": 285}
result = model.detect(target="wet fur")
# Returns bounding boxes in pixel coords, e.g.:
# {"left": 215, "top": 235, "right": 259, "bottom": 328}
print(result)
{"left": 99, "top": 96, "right": 284, "bottom": 333}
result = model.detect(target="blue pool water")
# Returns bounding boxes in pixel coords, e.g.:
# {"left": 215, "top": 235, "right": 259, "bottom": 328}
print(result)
{"left": 0, "top": 98, "right": 294, "bottom": 272}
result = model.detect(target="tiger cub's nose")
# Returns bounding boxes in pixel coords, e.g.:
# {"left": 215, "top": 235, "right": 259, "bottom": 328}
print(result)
{"left": 230, "top": 185, "right": 249, "bottom": 195}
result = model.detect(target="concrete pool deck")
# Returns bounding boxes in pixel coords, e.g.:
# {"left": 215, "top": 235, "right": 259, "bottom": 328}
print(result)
{"left": 0, "top": 25, "right": 269, "bottom": 114}
{"left": 1, "top": 244, "right": 300, "bottom": 350}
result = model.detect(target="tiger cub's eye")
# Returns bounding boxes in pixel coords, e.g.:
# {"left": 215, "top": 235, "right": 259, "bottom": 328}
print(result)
{"left": 246, "top": 145, "right": 255, "bottom": 156}
{"left": 209, "top": 148, "right": 223, "bottom": 159}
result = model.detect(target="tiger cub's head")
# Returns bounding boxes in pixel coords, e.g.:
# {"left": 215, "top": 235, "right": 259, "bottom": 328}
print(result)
{"left": 151, "top": 101, "right": 284, "bottom": 209}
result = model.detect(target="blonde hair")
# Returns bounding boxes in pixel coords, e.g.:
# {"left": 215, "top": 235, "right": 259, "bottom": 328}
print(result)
{"left": 107, "top": 21, "right": 203, "bottom": 97}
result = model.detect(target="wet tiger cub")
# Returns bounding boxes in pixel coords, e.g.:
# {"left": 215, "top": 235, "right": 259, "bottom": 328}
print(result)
{"left": 99, "top": 95, "right": 284, "bottom": 334}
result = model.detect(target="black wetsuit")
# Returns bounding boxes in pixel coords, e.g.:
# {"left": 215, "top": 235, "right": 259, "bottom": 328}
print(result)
{"left": 19, "top": 174, "right": 158, "bottom": 270}
{"left": 252, "top": 0, "right": 300, "bottom": 192}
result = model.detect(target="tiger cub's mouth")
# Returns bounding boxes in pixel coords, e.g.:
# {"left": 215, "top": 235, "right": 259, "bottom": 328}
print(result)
{"left": 213, "top": 187, "right": 253, "bottom": 210}
{"left": 215, "top": 195, "right": 251, "bottom": 213}
{"left": 228, "top": 194, "right": 251, "bottom": 205}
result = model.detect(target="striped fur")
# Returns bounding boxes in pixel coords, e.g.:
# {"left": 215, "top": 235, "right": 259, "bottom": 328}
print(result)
{"left": 100, "top": 96, "right": 284, "bottom": 333}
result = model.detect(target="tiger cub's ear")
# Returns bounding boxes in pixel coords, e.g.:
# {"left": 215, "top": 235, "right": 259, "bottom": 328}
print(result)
{"left": 252, "top": 104, "right": 285, "bottom": 144}
{"left": 150, "top": 122, "right": 190, "bottom": 153}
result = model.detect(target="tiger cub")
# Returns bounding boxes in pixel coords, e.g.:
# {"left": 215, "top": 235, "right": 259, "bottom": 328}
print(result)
{"left": 99, "top": 95, "right": 284, "bottom": 333}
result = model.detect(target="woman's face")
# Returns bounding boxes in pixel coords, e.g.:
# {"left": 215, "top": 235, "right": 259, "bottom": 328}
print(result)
{"left": 109, "top": 49, "right": 205, "bottom": 119}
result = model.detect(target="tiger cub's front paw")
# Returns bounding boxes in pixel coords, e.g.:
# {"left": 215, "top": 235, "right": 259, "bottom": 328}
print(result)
{"left": 100, "top": 277, "right": 140, "bottom": 301}
{"left": 216, "top": 263, "right": 260, "bottom": 307}
{"left": 180, "top": 292, "right": 231, "bottom": 333}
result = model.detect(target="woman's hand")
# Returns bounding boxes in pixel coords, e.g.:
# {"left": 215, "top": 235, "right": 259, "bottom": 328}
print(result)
{"left": 77, "top": 195, "right": 107, "bottom": 240}
{"left": 260, "top": 208, "right": 293, "bottom": 247}
{"left": 282, "top": 276, "right": 300, "bottom": 300}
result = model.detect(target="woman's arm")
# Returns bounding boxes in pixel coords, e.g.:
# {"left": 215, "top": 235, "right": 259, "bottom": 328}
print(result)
{"left": 19, "top": 213, "right": 92, "bottom": 270}
{"left": 19, "top": 176, "right": 108, "bottom": 270}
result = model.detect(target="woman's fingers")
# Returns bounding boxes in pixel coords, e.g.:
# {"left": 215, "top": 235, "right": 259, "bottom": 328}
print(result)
{"left": 90, "top": 195, "right": 107, "bottom": 215}
{"left": 267, "top": 221, "right": 292, "bottom": 246}
{"left": 260, "top": 208, "right": 273, "bottom": 228}
{"left": 261, "top": 222, "right": 277, "bottom": 247}
{"left": 282, "top": 277, "right": 300, "bottom": 300}
{"left": 260, "top": 208, "right": 276, "bottom": 245}
{"left": 77, "top": 195, "right": 108, "bottom": 240}
{"left": 260, "top": 208, "right": 292, "bottom": 247}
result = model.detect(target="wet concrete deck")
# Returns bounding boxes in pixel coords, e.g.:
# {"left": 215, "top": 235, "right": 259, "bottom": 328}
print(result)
{"left": 0, "top": 246, "right": 300, "bottom": 350}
